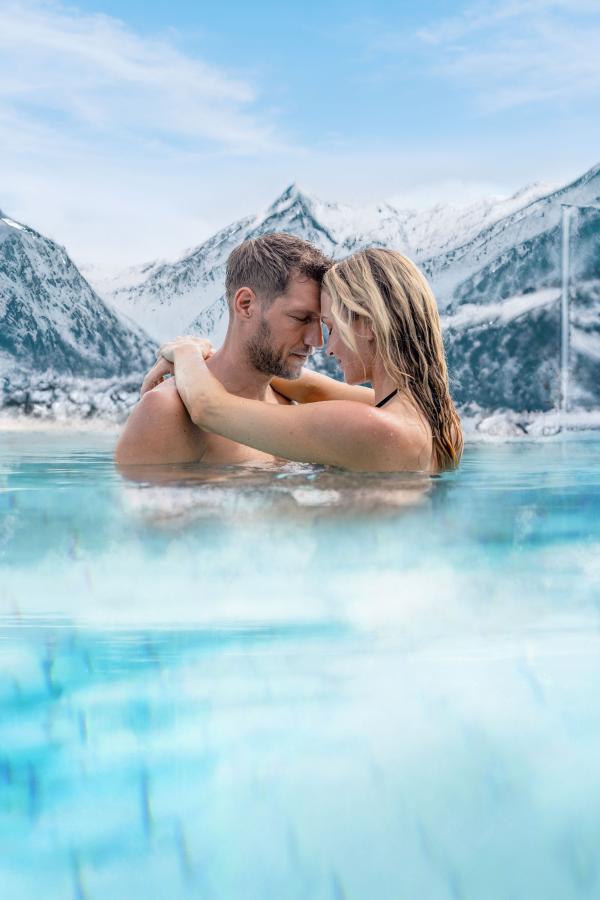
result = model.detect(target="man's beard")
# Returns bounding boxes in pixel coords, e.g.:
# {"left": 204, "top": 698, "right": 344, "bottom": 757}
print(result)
{"left": 246, "top": 317, "right": 304, "bottom": 379}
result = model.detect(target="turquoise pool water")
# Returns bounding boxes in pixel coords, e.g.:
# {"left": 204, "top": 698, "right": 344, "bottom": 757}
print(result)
{"left": 1, "top": 431, "right": 600, "bottom": 899}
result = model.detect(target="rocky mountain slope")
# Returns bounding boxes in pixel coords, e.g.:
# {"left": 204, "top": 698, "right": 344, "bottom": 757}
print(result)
{"left": 432, "top": 167, "right": 600, "bottom": 411}
{"left": 0, "top": 213, "right": 156, "bottom": 378}
{"left": 0, "top": 212, "right": 157, "bottom": 420}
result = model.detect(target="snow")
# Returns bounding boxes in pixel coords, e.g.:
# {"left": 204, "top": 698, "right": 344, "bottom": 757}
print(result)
{"left": 572, "top": 328, "right": 600, "bottom": 361}
{"left": 256, "top": 181, "right": 557, "bottom": 262}
{"left": 462, "top": 408, "right": 600, "bottom": 440}
{"left": 1, "top": 216, "right": 25, "bottom": 232}
{"left": 442, "top": 288, "right": 560, "bottom": 330}
{"left": 0, "top": 214, "right": 156, "bottom": 378}
{"left": 79, "top": 258, "right": 169, "bottom": 296}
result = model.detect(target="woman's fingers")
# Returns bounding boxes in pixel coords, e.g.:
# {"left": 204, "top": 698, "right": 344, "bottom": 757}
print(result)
{"left": 158, "top": 335, "right": 214, "bottom": 362}
{"left": 143, "top": 336, "right": 213, "bottom": 400}
{"left": 196, "top": 338, "right": 214, "bottom": 359}
{"left": 176, "top": 336, "right": 214, "bottom": 359}
{"left": 158, "top": 342, "right": 176, "bottom": 363}
{"left": 140, "top": 356, "right": 174, "bottom": 397}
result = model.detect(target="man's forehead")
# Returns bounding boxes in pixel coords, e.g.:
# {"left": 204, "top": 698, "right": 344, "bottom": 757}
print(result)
{"left": 280, "top": 276, "right": 322, "bottom": 313}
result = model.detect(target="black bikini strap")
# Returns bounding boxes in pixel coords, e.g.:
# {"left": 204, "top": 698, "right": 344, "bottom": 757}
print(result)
{"left": 375, "top": 389, "right": 399, "bottom": 409}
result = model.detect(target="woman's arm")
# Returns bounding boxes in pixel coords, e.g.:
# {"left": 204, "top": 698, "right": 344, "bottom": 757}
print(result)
{"left": 270, "top": 368, "right": 375, "bottom": 405}
{"left": 140, "top": 337, "right": 214, "bottom": 397}
{"left": 164, "top": 340, "right": 426, "bottom": 472}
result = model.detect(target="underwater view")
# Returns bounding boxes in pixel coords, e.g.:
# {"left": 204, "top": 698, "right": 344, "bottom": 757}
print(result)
{"left": 1, "top": 431, "right": 599, "bottom": 899}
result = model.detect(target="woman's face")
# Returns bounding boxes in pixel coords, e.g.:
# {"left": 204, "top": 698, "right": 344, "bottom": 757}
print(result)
{"left": 320, "top": 290, "right": 374, "bottom": 385}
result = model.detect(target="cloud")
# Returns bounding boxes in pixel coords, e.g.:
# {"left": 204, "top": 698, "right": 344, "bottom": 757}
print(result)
{"left": 417, "top": 0, "right": 600, "bottom": 44}
{"left": 0, "top": 0, "right": 281, "bottom": 152}
{"left": 414, "top": 0, "right": 600, "bottom": 112}
{"left": 0, "top": 0, "right": 595, "bottom": 270}
{"left": 0, "top": 0, "right": 295, "bottom": 266}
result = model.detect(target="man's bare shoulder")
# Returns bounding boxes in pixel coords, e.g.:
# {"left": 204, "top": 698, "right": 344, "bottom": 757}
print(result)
{"left": 115, "top": 377, "right": 207, "bottom": 466}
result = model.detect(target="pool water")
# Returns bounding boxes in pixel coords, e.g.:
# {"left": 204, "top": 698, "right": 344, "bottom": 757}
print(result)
{"left": 1, "top": 431, "right": 600, "bottom": 899}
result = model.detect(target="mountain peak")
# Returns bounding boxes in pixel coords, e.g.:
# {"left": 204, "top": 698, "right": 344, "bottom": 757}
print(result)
{"left": 268, "top": 182, "right": 314, "bottom": 213}
{"left": 506, "top": 181, "right": 553, "bottom": 206}
{"left": 279, "top": 182, "right": 302, "bottom": 200}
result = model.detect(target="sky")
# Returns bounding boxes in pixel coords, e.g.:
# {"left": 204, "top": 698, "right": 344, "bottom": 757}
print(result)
{"left": 1, "top": 0, "right": 599, "bottom": 270}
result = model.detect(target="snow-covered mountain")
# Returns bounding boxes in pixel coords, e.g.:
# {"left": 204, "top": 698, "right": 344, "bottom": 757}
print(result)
{"left": 432, "top": 165, "right": 600, "bottom": 412}
{"left": 85, "top": 165, "right": 599, "bottom": 415}
{"left": 0, "top": 212, "right": 156, "bottom": 379}
{"left": 88, "top": 180, "right": 554, "bottom": 345}
{"left": 3, "top": 161, "right": 599, "bottom": 422}
{"left": 422, "top": 163, "right": 600, "bottom": 307}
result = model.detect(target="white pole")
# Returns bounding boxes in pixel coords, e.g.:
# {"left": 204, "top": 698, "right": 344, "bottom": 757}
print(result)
{"left": 560, "top": 205, "right": 571, "bottom": 421}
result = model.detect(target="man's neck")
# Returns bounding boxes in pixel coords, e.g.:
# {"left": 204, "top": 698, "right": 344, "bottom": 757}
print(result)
{"left": 206, "top": 337, "right": 272, "bottom": 401}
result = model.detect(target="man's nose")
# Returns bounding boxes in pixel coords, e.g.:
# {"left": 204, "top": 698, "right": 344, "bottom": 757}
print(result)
{"left": 305, "top": 318, "right": 324, "bottom": 349}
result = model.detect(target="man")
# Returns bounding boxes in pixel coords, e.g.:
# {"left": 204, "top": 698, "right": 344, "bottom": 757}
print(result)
{"left": 114, "top": 233, "right": 330, "bottom": 466}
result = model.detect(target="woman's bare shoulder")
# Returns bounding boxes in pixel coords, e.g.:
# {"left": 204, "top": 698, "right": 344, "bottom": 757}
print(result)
{"left": 374, "top": 400, "right": 433, "bottom": 472}
{"left": 289, "top": 399, "right": 432, "bottom": 472}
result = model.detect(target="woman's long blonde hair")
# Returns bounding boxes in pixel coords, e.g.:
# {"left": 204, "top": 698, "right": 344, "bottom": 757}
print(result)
{"left": 323, "top": 248, "right": 463, "bottom": 470}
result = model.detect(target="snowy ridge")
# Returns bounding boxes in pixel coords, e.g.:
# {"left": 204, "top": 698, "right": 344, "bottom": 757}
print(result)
{"left": 88, "top": 179, "right": 556, "bottom": 342}
{"left": 98, "top": 212, "right": 259, "bottom": 342}
{"left": 441, "top": 287, "right": 560, "bottom": 329}
{"left": 0, "top": 215, "right": 26, "bottom": 233}
{"left": 425, "top": 162, "right": 600, "bottom": 309}
{"left": 292, "top": 180, "right": 554, "bottom": 261}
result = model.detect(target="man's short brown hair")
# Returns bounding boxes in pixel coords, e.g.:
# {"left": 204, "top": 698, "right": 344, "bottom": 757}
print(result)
{"left": 225, "top": 232, "right": 331, "bottom": 308}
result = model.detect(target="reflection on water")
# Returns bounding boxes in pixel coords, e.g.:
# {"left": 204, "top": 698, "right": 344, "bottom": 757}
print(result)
{"left": 120, "top": 463, "right": 432, "bottom": 527}
{"left": 1, "top": 431, "right": 600, "bottom": 898}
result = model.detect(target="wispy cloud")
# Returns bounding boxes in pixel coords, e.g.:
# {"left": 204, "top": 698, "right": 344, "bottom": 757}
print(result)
{"left": 0, "top": 0, "right": 295, "bottom": 265}
{"left": 416, "top": 0, "right": 599, "bottom": 44}
{"left": 0, "top": 0, "right": 281, "bottom": 152}
{"left": 0, "top": 0, "right": 595, "bottom": 269}
{"left": 414, "top": 0, "right": 600, "bottom": 112}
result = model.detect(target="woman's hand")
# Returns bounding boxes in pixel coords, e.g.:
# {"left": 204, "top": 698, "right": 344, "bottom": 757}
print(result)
{"left": 140, "top": 336, "right": 214, "bottom": 398}
{"left": 140, "top": 356, "right": 174, "bottom": 397}
{"left": 155, "top": 336, "right": 226, "bottom": 427}
{"left": 158, "top": 336, "right": 214, "bottom": 364}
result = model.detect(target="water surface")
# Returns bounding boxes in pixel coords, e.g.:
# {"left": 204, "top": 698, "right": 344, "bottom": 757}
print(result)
{"left": 1, "top": 431, "right": 599, "bottom": 899}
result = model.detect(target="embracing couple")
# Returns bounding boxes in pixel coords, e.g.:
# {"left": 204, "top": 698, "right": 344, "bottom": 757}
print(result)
{"left": 115, "top": 233, "right": 462, "bottom": 473}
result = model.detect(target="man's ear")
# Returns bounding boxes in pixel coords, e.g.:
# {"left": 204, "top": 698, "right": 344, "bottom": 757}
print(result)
{"left": 233, "top": 286, "right": 257, "bottom": 319}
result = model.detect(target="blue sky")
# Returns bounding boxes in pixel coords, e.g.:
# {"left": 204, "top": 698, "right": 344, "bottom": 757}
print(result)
{"left": 1, "top": 0, "right": 599, "bottom": 268}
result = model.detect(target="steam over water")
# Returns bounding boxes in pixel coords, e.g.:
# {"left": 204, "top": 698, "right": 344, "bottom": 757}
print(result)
{"left": 1, "top": 431, "right": 599, "bottom": 899}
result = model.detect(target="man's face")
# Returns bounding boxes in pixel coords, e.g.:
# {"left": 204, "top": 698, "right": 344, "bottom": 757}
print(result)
{"left": 246, "top": 273, "right": 323, "bottom": 379}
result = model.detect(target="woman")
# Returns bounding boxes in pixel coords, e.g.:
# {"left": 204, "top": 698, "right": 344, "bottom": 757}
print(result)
{"left": 155, "top": 249, "right": 463, "bottom": 473}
